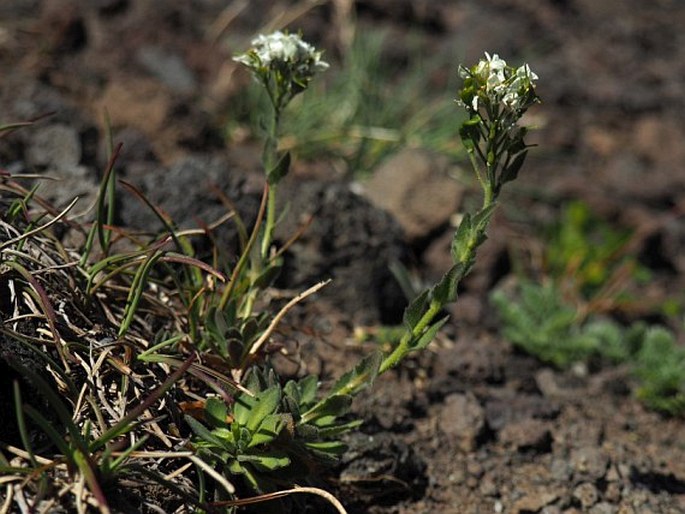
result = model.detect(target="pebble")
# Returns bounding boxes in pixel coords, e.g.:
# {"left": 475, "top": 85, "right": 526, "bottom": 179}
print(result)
{"left": 363, "top": 148, "right": 464, "bottom": 241}
{"left": 136, "top": 46, "right": 198, "bottom": 94}
{"left": 573, "top": 482, "right": 599, "bottom": 509}
{"left": 589, "top": 502, "right": 618, "bottom": 514}
{"left": 570, "top": 447, "right": 608, "bottom": 481}
{"left": 26, "top": 124, "right": 81, "bottom": 168}
{"left": 438, "top": 393, "right": 486, "bottom": 452}
{"left": 499, "top": 418, "right": 552, "bottom": 453}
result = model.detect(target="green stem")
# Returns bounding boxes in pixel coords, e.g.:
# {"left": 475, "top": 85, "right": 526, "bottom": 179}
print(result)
{"left": 379, "top": 141, "right": 499, "bottom": 375}
{"left": 218, "top": 184, "right": 268, "bottom": 311}
{"left": 379, "top": 299, "right": 442, "bottom": 374}
{"left": 261, "top": 183, "right": 278, "bottom": 260}
{"left": 260, "top": 105, "right": 281, "bottom": 261}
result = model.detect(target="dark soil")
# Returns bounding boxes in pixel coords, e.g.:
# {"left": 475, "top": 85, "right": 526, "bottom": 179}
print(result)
{"left": 1, "top": 1, "right": 685, "bottom": 513}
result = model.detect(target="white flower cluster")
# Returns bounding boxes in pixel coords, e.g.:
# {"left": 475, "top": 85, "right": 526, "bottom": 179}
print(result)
{"left": 234, "top": 31, "right": 329, "bottom": 75}
{"left": 460, "top": 52, "right": 538, "bottom": 112}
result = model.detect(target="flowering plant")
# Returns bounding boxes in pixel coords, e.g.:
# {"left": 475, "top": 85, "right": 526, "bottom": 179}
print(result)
{"left": 232, "top": 31, "right": 329, "bottom": 269}
{"left": 457, "top": 52, "right": 539, "bottom": 202}
{"left": 234, "top": 31, "right": 329, "bottom": 117}
{"left": 380, "top": 53, "right": 539, "bottom": 372}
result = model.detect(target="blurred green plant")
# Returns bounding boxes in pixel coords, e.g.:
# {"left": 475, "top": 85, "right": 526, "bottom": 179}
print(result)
{"left": 491, "top": 281, "right": 630, "bottom": 368}
{"left": 492, "top": 281, "right": 685, "bottom": 415}
{"left": 492, "top": 191, "right": 685, "bottom": 414}
{"left": 545, "top": 200, "right": 650, "bottom": 317}
{"left": 633, "top": 326, "right": 685, "bottom": 415}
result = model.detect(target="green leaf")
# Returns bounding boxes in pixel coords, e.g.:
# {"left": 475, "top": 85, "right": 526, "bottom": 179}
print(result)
{"left": 252, "top": 262, "right": 282, "bottom": 289}
{"left": 204, "top": 398, "right": 228, "bottom": 428}
{"left": 294, "top": 423, "right": 320, "bottom": 441}
{"left": 431, "top": 263, "right": 466, "bottom": 305}
{"left": 283, "top": 380, "right": 301, "bottom": 404}
{"left": 234, "top": 386, "right": 282, "bottom": 432}
{"left": 249, "top": 414, "right": 285, "bottom": 447}
{"left": 500, "top": 150, "right": 527, "bottom": 186}
{"left": 472, "top": 202, "right": 498, "bottom": 233}
{"left": 403, "top": 290, "right": 430, "bottom": 330}
{"left": 305, "top": 440, "right": 347, "bottom": 456}
{"left": 212, "top": 428, "right": 235, "bottom": 446}
{"left": 239, "top": 452, "right": 291, "bottom": 472}
{"left": 282, "top": 387, "right": 301, "bottom": 419}
{"left": 303, "top": 394, "right": 352, "bottom": 424}
{"left": 316, "top": 419, "right": 363, "bottom": 438}
{"left": 298, "top": 375, "right": 319, "bottom": 405}
{"left": 267, "top": 151, "right": 291, "bottom": 185}
{"left": 450, "top": 212, "right": 473, "bottom": 263}
{"left": 413, "top": 316, "right": 449, "bottom": 351}
{"left": 228, "top": 459, "right": 245, "bottom": 476}
{"left": 241, "top": 317, "right": 261, "bottom": 343}
{"left": 329, "top": 350, "right": 382, "bottom": 398}
{"left": 227, "top": 338, "right": 244, "bottom": 367}
{"left": 184, "top": 415, "right": 227, "bottom": 449}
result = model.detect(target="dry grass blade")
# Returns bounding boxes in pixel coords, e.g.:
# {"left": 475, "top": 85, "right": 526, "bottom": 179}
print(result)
{"left": 211, "top": 485, "right": 348, "bottom": 513}
{"left": 248, "top": 279, "right": 331, "bottom": 358}
{"left": 0, "top": 196, "right": 79, "bottom": 252}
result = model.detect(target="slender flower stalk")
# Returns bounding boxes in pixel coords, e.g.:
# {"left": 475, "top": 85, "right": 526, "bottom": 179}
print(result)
{"left": 234, "top": 31, "right": 329, "bottom": 263}
{"left": 381, "top": 53, "right": 539, "bottom": 373}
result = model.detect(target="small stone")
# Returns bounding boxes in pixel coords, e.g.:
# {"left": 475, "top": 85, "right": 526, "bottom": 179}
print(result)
{"left": 604, "top": 482, "right": 622, "bottom": 502}
{"left": 26, "top": 124, "right": 81, "bottom": 168}
{"left": 570, "top": 447, "right": 608, "bottom": 481}
{"left": 512, "top": 490, "right": 559, "bottom": 514}
{"left": 363, "top": 148, "right": 464, "bottom": 241}
{"left": 438, "top": 393, "right": 486, "bottom": 452}
{"left": 479, "top": 475, "right": 498, "bottom": 496}
{"left": 536, "top": 368, "right": 565, "bottom": 398}
{"left": 550, "top": 457, "right": 573, "bottom": 482}
{"left": 590, "top": 502, "right": 618, "bottom": 514}
{"left": 606, "top": 464, "right": 621, "bottom": 482}
{"left": 466, "top": 460, "right": 484, "bottom": 478}
{"left": 499, "top": 418, "right": 552, "bottom": 453}
{"left": 573, "top": 482, "right": 599, "bottom": 509}
{"left": 136, "top": 46, "right": 198, "bottom": 94}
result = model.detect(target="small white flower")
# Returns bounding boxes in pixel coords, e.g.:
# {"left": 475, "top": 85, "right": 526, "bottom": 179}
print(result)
{"left": 468, "top": 52, "right": 538, "bottom": 112}
{"left": 234, "top": 31, "right": 329, "bottom": 74}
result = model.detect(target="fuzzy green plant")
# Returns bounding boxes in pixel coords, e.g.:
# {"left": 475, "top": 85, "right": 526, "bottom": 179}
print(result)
{"left": 633, "top": 325, "right": 685, "bottom": 415}
{"left": 491, "top": 281, "right": 631, "bottom": 368}
{"left": 492, "top": 280, "right": 685, "bottom": 415}
{"left": 545, "top": 200, "right": 650, "bottom": 317}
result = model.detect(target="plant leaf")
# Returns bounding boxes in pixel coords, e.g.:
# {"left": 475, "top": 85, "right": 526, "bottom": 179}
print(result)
{"left": 303, "top": 394, "right": 352, "bottom": 424}
{"left": 234, "top": 385, "right": 281, "bottom": 433}
{"left": 431, "top": 263, "right": 466, "bottom": 305}
{"left": 451, "top": 212, "right": 473, "bottom": 263}
{"left": 184, "top": 415, "right": 227, "bottom": 449}
{"left": 329, "top": 350, "right": 382, "bottom": 398}
{"left": 204, "top": 398, "right": 228, "bottom": 428}
{"left": 403, "top": 290, "right": 430, "bottom": 330}
{"left": 238, "top": 452, "right": 291, "bottom": 472}
{"left": 413, "top": 316, "right": 449, "bottom": 351}
{"left": 267, "top": 151, "right": 291, "bottom": 185}
{"left": 500, "top": 150, "right": 527, "bottom": 185}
